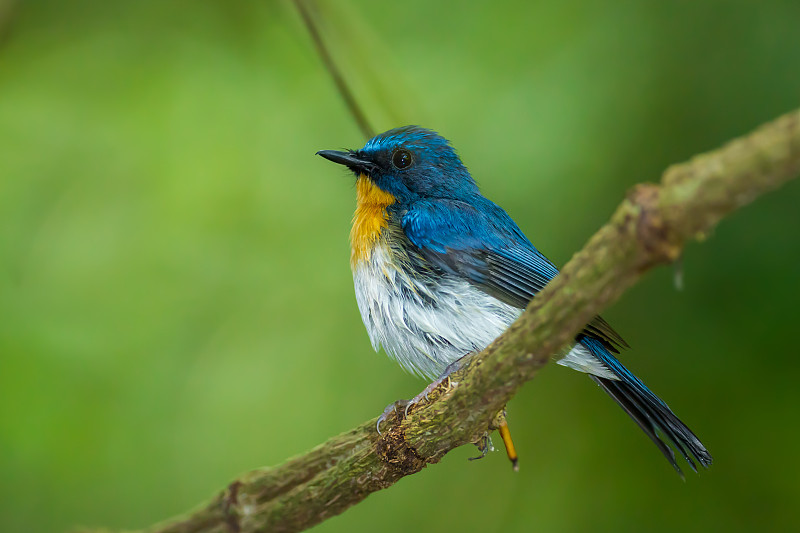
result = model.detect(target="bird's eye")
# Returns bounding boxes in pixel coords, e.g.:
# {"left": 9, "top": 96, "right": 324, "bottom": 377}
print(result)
{"left": 391, "top": 149, "right": 413, "bottom": 170}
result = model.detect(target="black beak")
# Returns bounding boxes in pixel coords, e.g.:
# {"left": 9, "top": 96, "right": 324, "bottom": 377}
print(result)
{"left": 316, "top": 150, "right": 375, "bottom": 174}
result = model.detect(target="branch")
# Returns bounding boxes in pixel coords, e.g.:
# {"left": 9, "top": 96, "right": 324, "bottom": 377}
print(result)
{"left": 0, "top": 0, "right": 18, "bottom": 47}
{"left": 293, "top": 0, "right": 375, "bottom": 139}
{"left": 104, "top": 109, "right": 799, "bottom": 533}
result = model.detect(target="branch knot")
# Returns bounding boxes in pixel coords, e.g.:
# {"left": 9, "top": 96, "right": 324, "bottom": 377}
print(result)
{"left": 376, "top": 427, "right": 428, "bottom": 477}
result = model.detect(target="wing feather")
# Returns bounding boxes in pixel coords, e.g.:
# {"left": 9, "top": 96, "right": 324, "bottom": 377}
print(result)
{"left": 402, "top": 198, "right": 628, "bottom": 352}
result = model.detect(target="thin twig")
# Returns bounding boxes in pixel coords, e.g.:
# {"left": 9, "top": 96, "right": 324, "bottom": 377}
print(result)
{"left": 294, "top": 0, "right": 374, "bottom": 139}
{"left": 0, "top": 0, "right": 19, "bottom": 47}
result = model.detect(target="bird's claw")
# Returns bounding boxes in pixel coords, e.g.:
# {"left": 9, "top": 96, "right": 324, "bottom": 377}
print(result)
{"left": 376, "top": 400, "right": 409, "bottom": 435}
{"left": 469, "top": 433, "right": 494, "bottom": 461}
{"left": 376, "top": 375, "right": 456, "bottom": 435}
{"left": 404, "top": 374, "right": 454, "bottom": 417}
{"left": 376, "top": 356, "right": 469, "bottom": 436}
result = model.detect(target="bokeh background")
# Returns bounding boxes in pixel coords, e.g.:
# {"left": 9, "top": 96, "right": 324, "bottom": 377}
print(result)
{"left": 1, "top": 1, "right": 799, "bottom": 531}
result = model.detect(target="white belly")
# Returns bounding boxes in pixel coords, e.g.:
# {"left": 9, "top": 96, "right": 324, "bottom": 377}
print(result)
{"left": 352, "top": 243, "right": 618, "bottom": 381}
{"left": 352, "top": 244, "right": 521, "bottom": 379}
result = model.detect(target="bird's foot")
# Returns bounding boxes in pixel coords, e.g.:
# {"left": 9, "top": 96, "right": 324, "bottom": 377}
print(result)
{"left": 402, "top": 375, "right": 452, "bottom": 417}
{"left": 469, "top": 433, "right": 495, "bottom": 461}
{"left": 376, "top": 355, "right": 472, "bottom": 435}
{"left": 376, "top": 400, "right": 409, "bottom": 435}
{"left": 376, "top": 377, "right": 452, "bottom": 435}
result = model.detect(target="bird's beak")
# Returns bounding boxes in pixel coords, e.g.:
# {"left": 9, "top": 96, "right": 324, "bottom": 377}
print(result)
{"left": 316, "top": 150, "right": 376, "bottom": 175}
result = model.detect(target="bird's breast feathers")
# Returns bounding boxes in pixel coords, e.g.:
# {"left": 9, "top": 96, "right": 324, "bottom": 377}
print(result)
{"left": 350, "top": 175, "right": 396, "bottom": 267}
{"left": 349, "top": 196, "right": 522, "bottom": 377}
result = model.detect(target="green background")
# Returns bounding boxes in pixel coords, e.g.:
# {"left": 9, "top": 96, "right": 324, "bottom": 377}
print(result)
{"left": 1, "top": 1, "right": 799, "bottom": 531}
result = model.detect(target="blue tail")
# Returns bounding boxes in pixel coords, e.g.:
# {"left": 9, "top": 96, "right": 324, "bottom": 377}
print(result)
{"left": 580, "top": 337, "right": 712, "bottom": 476}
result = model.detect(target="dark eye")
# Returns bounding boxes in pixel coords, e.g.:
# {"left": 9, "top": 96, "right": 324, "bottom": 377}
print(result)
{"left": 391, "top": 149, "right": 413, "bottom": 170}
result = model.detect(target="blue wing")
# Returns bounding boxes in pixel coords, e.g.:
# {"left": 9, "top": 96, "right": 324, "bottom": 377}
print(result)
{"left": 401, "top": 197, "right": 627, "bottom": 351}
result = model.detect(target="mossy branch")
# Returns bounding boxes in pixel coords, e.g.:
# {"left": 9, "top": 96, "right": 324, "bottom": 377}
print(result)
{"left": 90, "top": 109, "right": 799, "bottom": 533}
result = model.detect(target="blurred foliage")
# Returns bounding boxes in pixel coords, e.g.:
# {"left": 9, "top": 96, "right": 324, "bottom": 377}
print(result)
{"left": 1, "top": 1, "right": 799, "bottom": 532}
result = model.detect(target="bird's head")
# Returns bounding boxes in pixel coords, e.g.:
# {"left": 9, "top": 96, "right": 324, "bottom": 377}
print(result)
{"left": 317, "top": 126, "right": 478, "bottom": 203}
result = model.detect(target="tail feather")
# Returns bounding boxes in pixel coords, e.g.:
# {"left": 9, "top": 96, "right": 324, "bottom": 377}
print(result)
{"left": 591, "top": 376, "right": 711, "bottom": 476}
{"left": 580, "top": 337, "right": 712, "bottom": 476}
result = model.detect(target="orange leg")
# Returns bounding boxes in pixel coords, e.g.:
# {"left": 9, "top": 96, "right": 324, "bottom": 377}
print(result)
{"left": 498, "top": 420, "right": 519, "bottom": 471}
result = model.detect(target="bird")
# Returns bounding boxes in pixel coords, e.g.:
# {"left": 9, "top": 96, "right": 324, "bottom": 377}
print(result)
{"left": 317, "top": 125, "right": 712, "bottom": 475}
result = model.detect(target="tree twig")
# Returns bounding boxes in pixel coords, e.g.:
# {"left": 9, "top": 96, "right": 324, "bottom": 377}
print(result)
{"left": 293, "top": 0, "right": 375, "bottom": 139}
{"left": 0, "top": 0, "right": 19, "bottom": 47}
{"left": 91, "top": 109, "right": 799, "bottom": 533}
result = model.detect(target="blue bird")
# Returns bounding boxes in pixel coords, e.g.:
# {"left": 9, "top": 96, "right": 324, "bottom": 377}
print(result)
{"left": 317, "top": 126, "right": 712, "bottom": 475}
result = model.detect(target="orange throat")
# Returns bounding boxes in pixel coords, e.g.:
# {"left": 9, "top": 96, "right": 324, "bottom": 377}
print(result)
{"left": 350, "top": 174, "right": 395, "bottom": 267}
